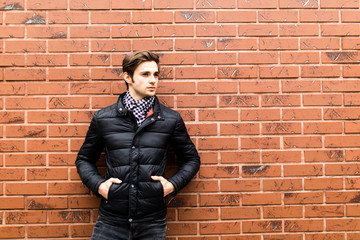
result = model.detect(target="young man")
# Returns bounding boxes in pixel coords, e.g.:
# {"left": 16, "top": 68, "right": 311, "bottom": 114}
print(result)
{"left": 76, "top": 51, "right": 200, "bottom": 240}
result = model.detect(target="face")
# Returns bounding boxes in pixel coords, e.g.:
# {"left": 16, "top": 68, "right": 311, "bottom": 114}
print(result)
{"left": 123, "top": 61, "right": 159, "bottom": 101}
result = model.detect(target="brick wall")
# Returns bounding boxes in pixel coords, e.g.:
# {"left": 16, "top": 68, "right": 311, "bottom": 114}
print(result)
{"left": 1, "top": 0, "right": 360, "bottom": 239}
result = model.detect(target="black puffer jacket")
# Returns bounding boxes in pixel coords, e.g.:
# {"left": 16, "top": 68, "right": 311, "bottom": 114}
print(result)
{"left": 76, "top": 93, "right": 200, "bottom": 223}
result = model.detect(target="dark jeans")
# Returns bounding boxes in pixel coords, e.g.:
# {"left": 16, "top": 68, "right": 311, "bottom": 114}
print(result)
{"left": 90, "top": 218, "right": 167, "bottom": 240}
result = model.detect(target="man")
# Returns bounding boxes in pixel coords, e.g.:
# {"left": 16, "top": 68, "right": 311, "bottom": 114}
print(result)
{"left": 76, "top": 51, "right": 200, "bottom": 240}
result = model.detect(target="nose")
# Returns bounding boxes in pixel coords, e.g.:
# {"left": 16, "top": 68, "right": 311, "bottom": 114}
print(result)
{"left": 149, "top": 74, "right": 157, "bottom": 83}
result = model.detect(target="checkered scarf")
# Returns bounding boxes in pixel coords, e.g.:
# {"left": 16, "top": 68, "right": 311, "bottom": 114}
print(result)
{"left": 123, "top": 91, "right": 155, "bottom": 126}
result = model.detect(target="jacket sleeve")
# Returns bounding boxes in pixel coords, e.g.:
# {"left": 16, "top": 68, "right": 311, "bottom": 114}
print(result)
{"left": 75, "top": 114, "right": 106, "bottom": 198}
{"left": 167, "top": 112, "right": 200, "bottom": 196}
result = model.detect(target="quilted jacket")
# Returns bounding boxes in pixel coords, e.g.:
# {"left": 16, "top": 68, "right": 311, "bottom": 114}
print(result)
{"left": 75, "top": 93, "right": 200, "bottom": 223}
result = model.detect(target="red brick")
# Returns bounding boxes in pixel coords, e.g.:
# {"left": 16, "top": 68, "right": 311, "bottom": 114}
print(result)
{"left": 179, "top": 208, "right": 218, "bottom": 220}
{"left": 5, "top": 40, "right": 46, "bottom": 53}
{"left": 70, "top": 0, "right": 110, "bottom": 9}
{"left": 262, "top": 122, "right": 301, "bottom": 135}
{"left": 71, "top": 26, "right": 110, "bottom": 38}
{"left": 301, "top": 10, "right": 339, "bottom": 22}
{"left": 345, "top": 93, "right": 360, "bottom": 106}
{"left": 304, "top": 122, "right": 343, "bottom": 134}
{"left": 239, "top": 24, "right": 278, "bottom": 37}
{"left": 6, "top": 183, "right": 46, "bottom": 195}
{"left": 5, "top": 154, "right": 46, "bottom": 166}
{"left": 199, "top": 137, "right": 238, "bottom": 150}
{"left": 221, "top": 123, "right": 259, "bottom": 135}
{"left": 301, "top": 37, "right": 340, "bottom": 50}
{"left": 198, "top": 81, "right": 237, "bottom": 94}
{"left": 91, "top": 40, "right": 130, "bottom": 52}
{"left": 242, "top": 165, "right": 281, "bottom": 177}
{"left": 242, "top": 109, "right": 280, "bottom": 121}
{"left": 49, "top": 96, "right": 89, "bottom": 109}
{"left": 262, "top": 151, "right": 302, "bottom": 163}
{"left": 28, "top": 111, "right": 68, "bottom": 123}
{"left": 282, "top": 79, "right": 321, "bottom": 92}
{"left": 28, "top": 0, "right": 66, "bottom": 9}
{"left": 242, "top": 137, "right": 280, "bottom": 149}
{"left": 27, "top": 54, "right": 67, "bottom": 66}
{"left": 221, "top": 207, "right": 260, "bottom": 220}
{"left": 196, "top": 0, "right": 235, "bottom": 8}
{"left": 280, "top": 0, "right": 318, "bottom": 8}
{"left": 327, "top": 219, "right": 360, "bottom": 231}
{"left": 49, "top": 68, "right": 89, "bottom": 80}
{"left": 134, "top": 39, "right": 173, "bottom": 51}
{"left": 200, "top": 222, "right": 240, "bottom": 234}
{"left": 306, "top": 233, "right": 345, "bottom": 240}
{"left": 155, "top": 0, "right": 193, "bottom": 9}
{"left": 238, "top": 0, "right": 277, "bottom": 8}
{"left": 320, "top": 0, "right": 359, "bottom": 8}
{"left": 27, "top": 82, "right": 68, "bottom": 95}
{"left": 49, "top": 210, "right": 91, "bottom": 223}
{"left": 167, "top": 222, "right": 197, "bottom": 235}
{"left": 243, "top": 220, "right": 282, "bottom": 233}
{"left": 220, "top": 151, "right": 260, "bottom": 164}
{"left": 285, "top": 219, "right": 323, "bottom": 232}
{"left": 199, "top": 109, "right": 238, "bottom": 121}
{"left": 155, "top": 25, "right": 194, "bottom": 37}
{"left": 221, "top": 180, "right": 260, "bottom": 192}
{"left": 197, "top": 25, "right": 236, "bottom": 37}
{"left": 281, "top": 52, "right": 319, "bottom": 64}
{"left": 6, "top": 97, "right": 46, "bottom": 109}
{"left": 0, "top": 26, "right": 24, "bottom": 38}
{"left": 260, "top": 38, "right": 298, "bottom": 50}
{"left": 261, "top": 11, "right": 298, "bottom": 23}
{"left": 283, "top": 108, "right": 322, "bottom": 120}
{"left": 49, "top": 11, "right": 88, "bottom": 24}
{"left": 239, "top": 52, "right": 278, "bottom": 64}
{"left": 28, "top": 225, "right": 69, "bottom": 238}
{"left": 218, "top": 66, "right": 257, "bottom": 79}
{"left": 49, "top": 40, "right": 89, "bottom": 52}
{"left": 112, "top": 0, "right": 152, "bottom": 9}
{"left": 302, "top": 65, "right": 341, "bottom": 78}
{"left": 325, "top": 136, "right": 360, "bottom": 148}
{"left": 48, "top": 182, "right": 89, "bottom": 195}
{"left": 6, "top": 125, "right": 47, "bottom": 138}
{"left": 280, "top": 24, "right": 319, "bottom": 36}
{"left": 345, "top": 122, "right": 360, "bottom": 133}
{"left": 0, "top": 54, "right": 25, "bottom": 66}
{"left": 0, "top": 168, "right": 24, "bottom": 180}
{"left": 305, "top": 177, "right": 343, "bottom": 190}
{"left": 217, "top": 11, "right": 256, "bottom": 23}
{"left": 5, "top": 68, "right": 46, "bottom": 81}
{"left": 26, "top": 197, "right": 68, "bottom": 209}
{"left": 322, "top": 24, "right": 360, "bottom": 36}
{"left": 27, "top": 168, "right": 68, "bottom": 180}
{"left": 0, "top": 83, "right": 24, "bottom": 96}
{"left": 200, "top": 194, "right": 240, "bottom": 206}
{"left": 326, "top": 163, "right": 360, "bottom": 176}
{"left": 197, "top": 52, "right": 236, "bottom": 65}
{"left": 175, "top": 11, "right": 215, "bottom": 23}
{"left": 200, "top": 166, "right": 239, "bottom": 178}
{"left": 5, "top": 211, "right": 46, "bottom": 224}
{"left": 112, "top": 25, "right": 152, "bottom": 38}
{"left": 264, "top": 206, "right": 303, "bottom": 218}
{"left": 304, "top": 150, "right": 344, "bottom": 162}
{"left": 260, "top": 66, "right": 299, "bottom": 79}
{"left": 0, "top": 140, "right": 24, "bottom": 152}
{"left": 346, "top": 150, "right": 360, "bottom": 162}
{"left": 284, "top": 164, "right": 323, "bottom": 176}
{"left": 0, "top": 226, "right": 25, "bottom": 239}
{"left": 263, "top": 179, "right": 302, "bottom": 191}
{"left": 343, "top": 37, "right": 360, "bottom": 50}
{"left": 158, "top": 53, "right": 194, "bottom": 65}
{"left": 187, "top": 123, "right": 217, "bottom": 136}
{"left": 285, "top": 192, "right": 323, "bottom": 204}
{"left": 218, "top": 38, "right": 257, "bottom": 51}
{"left": 262, "top": 94, "right": 301, "bottom": 107}
{"left": 167, "top": 194, "right": 197, "bottom": 207}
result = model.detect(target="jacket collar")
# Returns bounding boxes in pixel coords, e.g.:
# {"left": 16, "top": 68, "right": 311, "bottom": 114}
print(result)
{"left": 116, "top": 92, "right": 164, "bottom": 120}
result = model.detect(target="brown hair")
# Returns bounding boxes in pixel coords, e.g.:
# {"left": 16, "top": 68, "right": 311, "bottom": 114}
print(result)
{"left": 122, "top": 51, "right": 160, "bottom": 89}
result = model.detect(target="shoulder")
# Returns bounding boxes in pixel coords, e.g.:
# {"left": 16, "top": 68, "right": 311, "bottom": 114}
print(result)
{"left": 93, "top": 103, "right": 118, "bottom": 119}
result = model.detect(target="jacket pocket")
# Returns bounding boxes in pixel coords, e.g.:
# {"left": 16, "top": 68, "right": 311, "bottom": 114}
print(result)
{"left": 107, "top": 183, "right": 128, "bottom": 201}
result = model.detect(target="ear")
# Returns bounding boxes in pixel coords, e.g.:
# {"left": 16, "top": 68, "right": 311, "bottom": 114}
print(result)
{"left": 123, "top": 72, "right": 132, "bottom": 84}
